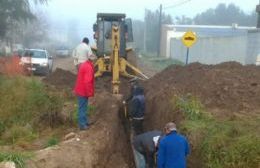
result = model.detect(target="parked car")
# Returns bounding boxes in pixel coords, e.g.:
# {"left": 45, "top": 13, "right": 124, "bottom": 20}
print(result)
{"left": 20, "top": 49, "right": 53, "bottom": 75}
{"left": 55, "top": 46, "right": 70, "bottom": 57}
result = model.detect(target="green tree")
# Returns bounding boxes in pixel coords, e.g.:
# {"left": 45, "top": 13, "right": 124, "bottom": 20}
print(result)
{"left": 175, "top": 15, "right": 193, "bottom": 24}
{"left": 21, "top": 12, "right": 50, "bottom": 48}
{"left": 194, "top": 3, "right": 257, "bottom": 26}
{"left": 0, "top": 0, "right": 48, "bottom": 39}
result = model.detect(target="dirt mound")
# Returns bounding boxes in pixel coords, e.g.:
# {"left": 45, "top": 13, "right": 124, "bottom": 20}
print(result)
{"left": 95, "top": 76, "right": 131, "bottom": 97}
{"left": 43, "top": 68, "right": 131, "bottom": 97}
{"left": 43, "top": 68, "right": 77, "bottom": 89}
{"left": 145, "top": 62, "right": 260, "bottom": 113}
{"left": 143, "top": 62, "right": 260, "bottom": 131}
{"left": 142, "top": 62, "right": 260, "bottom": 168}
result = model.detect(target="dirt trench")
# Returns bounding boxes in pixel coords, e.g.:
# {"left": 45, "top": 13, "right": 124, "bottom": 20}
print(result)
{"left": 41, "top": 59, "right": 260, "bottom": 168}
{"left": 27, "top": 59, "right": 135, "bottom": 168}
{"left": 26, "top": 90, "right": 134, "bottom": 168}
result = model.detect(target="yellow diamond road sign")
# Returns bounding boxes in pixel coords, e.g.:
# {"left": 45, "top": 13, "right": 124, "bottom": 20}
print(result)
{"left": 182, "top": 31, "right": 197, "bottom": 48}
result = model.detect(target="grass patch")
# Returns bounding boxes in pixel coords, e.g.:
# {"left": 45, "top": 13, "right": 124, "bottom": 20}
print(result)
{"left": 0, "top": 152, "right": 31, "bottom": 168}
{"left": 140, "top": 52, "right": 184, "bottom": 71}
{"left": 45, "top": 137, "right": 59, "bottom": 148}
{"left": 1, "top": 125, "right": 38, "bottom": 145}
{"left": 0, "top": 76, "right": 63, "bottom": 145}
{"left": 88, "top": 105, "right": 97, "bottom": 116}
{"left": 173, "top": 95, "right": 260, "bottom": 168}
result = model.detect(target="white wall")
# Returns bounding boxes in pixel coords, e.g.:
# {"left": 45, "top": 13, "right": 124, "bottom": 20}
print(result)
{"left": 170, "top": 35, "right": 248, "bottom": 65}
{"left": 246, "top": 30, "right": 260, "bottom": 64}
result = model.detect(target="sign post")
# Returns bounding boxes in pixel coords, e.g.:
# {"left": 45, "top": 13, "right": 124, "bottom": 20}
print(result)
{"left": 181, "top": 31, "right": 197, "bottom": 65}
{"left": 185, "top": 48, "right": 189, "bottom": 65}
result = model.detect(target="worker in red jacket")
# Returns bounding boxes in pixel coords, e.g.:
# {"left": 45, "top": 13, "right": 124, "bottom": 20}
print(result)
{"left": 74, "top": 52, "right": 97, "bottom": 130}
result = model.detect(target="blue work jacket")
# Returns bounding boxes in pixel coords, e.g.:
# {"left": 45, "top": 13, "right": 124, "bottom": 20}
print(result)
{"left": 157, "top": 131, "right": 190, "bottom": 168}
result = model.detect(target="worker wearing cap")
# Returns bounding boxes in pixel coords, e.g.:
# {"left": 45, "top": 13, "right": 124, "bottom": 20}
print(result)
{"left": 72, "top": 37, "right": 94, "bottom": 71}
{"left": 157, "top": 122, "right": 190, "bottom": 168}
{"left": 74, "top": 52, "right": 97, "bottom": 130}
{"left": 133, "top": 130, "right": 162, "bottom": 168}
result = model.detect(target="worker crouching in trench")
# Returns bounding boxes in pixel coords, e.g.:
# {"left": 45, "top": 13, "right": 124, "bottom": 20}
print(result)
{"left": 133, "top": 130, "right": 162, "bottom": 168}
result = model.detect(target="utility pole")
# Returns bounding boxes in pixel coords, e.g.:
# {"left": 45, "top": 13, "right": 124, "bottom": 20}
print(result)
{"left": 257, "top": 0, "right": 260, "bottom": 28}
{"left": 144, "top": 10, "right": 147, "bottom": 52}
{"left": 157, "top": 0, "right": 190, "bottom": 57}
{"left": 157, "top": 4, "right": 162, "bottom": 57}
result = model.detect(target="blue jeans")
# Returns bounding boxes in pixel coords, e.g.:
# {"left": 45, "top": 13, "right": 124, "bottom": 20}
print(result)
{"left": 78, "top": 96, "right": 88, "bottom": 129}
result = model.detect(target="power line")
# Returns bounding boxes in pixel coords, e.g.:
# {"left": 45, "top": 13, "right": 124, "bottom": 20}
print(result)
{"left": 157, "top": 0, "right": 192, "bottom": 57}
{"left": 163, "top": 0, "right": 191, "bottom": 10}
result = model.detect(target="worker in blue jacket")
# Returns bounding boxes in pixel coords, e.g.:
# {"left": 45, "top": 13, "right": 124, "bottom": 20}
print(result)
{"left": 157, "top": 122, "right": 190, "bottom": 168}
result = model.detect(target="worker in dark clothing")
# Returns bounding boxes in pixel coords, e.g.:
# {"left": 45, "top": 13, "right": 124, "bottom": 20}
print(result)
{"left": 129, "top": 86, "right": 145, "bottom": 135}
{"left": 133, "top": 130, "right": 162, "bottom": 168}
{"left": 157, "top": 122, "right": 190, "bottom": 168}
{"left": 125, "top": 77, "right": 140, "bottom": 103}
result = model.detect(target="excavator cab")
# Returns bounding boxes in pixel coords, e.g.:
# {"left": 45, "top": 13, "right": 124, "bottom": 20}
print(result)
{"left": 93, "top": 13, "right": 147, "bottom": 94}
{"left": 93, "top": 13, "right": 133, "bottom": 58}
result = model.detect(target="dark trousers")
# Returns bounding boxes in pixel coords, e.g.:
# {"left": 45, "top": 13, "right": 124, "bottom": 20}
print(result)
{"left": 132, "top": 119, "right": 143, "bottom": 135}
{"left": 140, "top": 151, "right": 155, "bottom": 168}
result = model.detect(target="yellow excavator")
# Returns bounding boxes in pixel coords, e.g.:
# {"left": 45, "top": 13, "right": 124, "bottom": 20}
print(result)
{"left": 92, "top": 13, "right": 148, "bottom": 94}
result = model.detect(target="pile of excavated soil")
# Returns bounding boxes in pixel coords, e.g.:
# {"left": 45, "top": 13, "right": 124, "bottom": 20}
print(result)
{"left": 44, "top": 68, "right": 131, "bottom": 97}
{"left": 143, "top": 62, "right": 260, "bottom": 168}
{"left": 144, "top": 62, "right": 260, "bottom": 129}
{"left": 95, "top": 76, "right": 131, "bottom": 97}
{"left": 43, "top": 68, "right": 77, "bottom": 89}
{"left": 145, "top": 62, "right": 260, "bottom": 113}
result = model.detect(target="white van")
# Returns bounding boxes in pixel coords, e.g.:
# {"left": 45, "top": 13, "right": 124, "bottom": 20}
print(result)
{"left": 20, "top": 49, "right": 53, "bottom": 75}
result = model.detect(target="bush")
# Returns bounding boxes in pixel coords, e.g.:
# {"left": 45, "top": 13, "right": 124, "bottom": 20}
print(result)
{"left": 0, "top": 76, "right": 63, "bottom": 144}
{"left": 1, "top": 125, "right": 37, "bottom": 145}
{"left": 200, "top": 120, "right": 260, "bottom": 168}
{"left": 139, "top": 53, "right": 184, "bottom": 71}
{"left": 173, "top": 95, "right": 260, "bottom": 168}
{"left": 45, "top": 137, "right": 59, "bottom": 148}
{"left": 0, "top": 152, "right": 30, "bottom": 168}
{"left": 175, "top": 94, "right": 206, "bottom": 120}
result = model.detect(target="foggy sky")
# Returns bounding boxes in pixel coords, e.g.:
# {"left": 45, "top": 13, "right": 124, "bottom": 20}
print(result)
{"left": 39, "top": 0, "right": 259, "bottom": 44}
